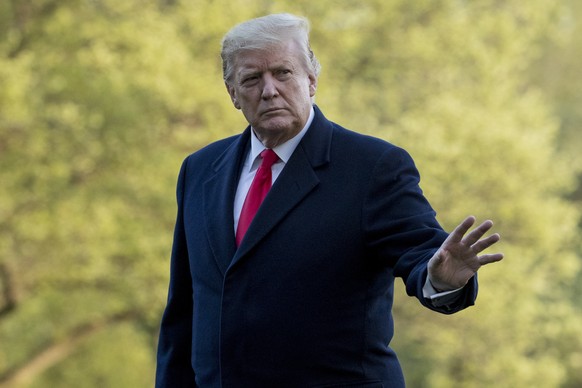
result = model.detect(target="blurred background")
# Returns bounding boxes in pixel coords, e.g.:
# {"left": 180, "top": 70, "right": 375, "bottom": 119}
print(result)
{"left": 1, "top": 0, "right": 581, "bottom": 387}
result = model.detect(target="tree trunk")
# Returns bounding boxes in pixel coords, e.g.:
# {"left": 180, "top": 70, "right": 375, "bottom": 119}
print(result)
{"left": 0, "top": 311, "right": 138, "bottom": 387}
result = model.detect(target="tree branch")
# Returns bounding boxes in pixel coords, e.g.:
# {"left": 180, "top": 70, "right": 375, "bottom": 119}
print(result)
{"left": 0, "top": 262, "right": 18, "bottom": 319}
{"left": 0, "top": 310, "right": 140, "bottom": 387}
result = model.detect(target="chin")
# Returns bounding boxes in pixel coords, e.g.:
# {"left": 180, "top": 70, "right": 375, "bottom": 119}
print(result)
{"left": 255, "top": 123, "right": 300, "bottom": 146}
{"left": 258, "top": 118, "right": 295, "bottom": 133}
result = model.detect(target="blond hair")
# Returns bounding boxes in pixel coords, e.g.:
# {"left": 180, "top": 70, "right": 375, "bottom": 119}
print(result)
{"left": 221, "top": 13, "right": 321, "bottom": 84}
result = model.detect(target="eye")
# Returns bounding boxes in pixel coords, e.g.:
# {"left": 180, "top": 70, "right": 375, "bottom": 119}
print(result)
{"left": 241, "top": 74, "right": 259, "bottom": 86}
{"left": 276, "top": 69, "right": 292, "bottom": 79}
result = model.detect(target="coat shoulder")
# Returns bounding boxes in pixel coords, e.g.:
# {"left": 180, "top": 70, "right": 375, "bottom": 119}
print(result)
{"left": 186, "top": 134, "right": 242, "bottom": 163}
{"left": 330, "top": 122, "right": 411, "bottom": 163}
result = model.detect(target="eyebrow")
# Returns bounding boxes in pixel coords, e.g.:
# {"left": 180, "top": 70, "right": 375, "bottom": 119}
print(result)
{"left": 238, "top": 60, "right": 295, "bottom": 76}
{"left": 238, "top": 70, "right": 256, "bottom": 79}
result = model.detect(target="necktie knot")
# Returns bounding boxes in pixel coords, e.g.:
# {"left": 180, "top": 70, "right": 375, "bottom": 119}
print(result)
{"left": 260, "top": 149, "right": 278, "bottom": 169}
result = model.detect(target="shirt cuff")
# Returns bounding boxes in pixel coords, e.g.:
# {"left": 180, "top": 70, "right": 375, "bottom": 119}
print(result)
{"left": 423, "top": 276, "right": 464, "bottom": 307}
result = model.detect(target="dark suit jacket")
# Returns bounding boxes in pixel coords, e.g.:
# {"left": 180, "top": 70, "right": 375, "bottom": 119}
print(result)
{"left": 156, "top": 106, "right": 477, "bottom": 388}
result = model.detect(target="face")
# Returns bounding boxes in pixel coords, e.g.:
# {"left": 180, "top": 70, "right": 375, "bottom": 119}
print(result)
{"left": 225, "top": 40, "right": 317, "bottom": 148}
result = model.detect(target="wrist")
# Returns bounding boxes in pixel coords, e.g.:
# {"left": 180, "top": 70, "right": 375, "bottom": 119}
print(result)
{"left": 428, "top": 276, "right": 456, "bottom": 293}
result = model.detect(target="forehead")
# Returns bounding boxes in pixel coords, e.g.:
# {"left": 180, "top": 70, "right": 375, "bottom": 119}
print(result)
{"left": 234, "top": 41, "right": 303, "bottom": 74}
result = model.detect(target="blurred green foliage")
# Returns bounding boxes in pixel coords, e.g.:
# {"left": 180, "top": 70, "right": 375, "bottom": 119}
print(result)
{"left": 1, "top": 0, "right": 581, "bottom": 387}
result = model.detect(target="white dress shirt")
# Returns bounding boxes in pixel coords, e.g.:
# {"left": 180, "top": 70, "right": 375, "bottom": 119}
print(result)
{"left": 233, "top": 107, "right": 315, "bottom": 233}
{"left": 232, "top": 106, "right": 460, "bottom": 301}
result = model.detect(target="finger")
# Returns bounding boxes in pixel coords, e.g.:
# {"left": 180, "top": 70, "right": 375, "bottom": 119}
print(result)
{"left": 471, "top": 233, "right": 501, "bottom": 253}
{"left": 462, "top": 219, "right": 494, "bottom": 246}
{"left": 478, "top": 252, "right": 504, "bottom": 265}
{"left": 447, "top": 215, "right": 477, "bottom": 243}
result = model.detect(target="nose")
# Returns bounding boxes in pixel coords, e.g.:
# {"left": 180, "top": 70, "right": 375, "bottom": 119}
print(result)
{"left": 261, "top": 73, "right": 279, "bottom": 100}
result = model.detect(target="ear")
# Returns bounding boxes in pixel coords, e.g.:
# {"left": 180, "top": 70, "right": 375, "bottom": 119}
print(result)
{"left": 225, "top": 82, "right": 241, "bottom": 109}
{"left": 308, "top": 74, "right": 317, "bottom": 97}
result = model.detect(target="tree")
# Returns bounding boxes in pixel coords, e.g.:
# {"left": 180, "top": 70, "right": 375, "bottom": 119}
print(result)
{"left": 0, "top": 0, "right": 239, "bottom": 385}
{"left": 307, "top": 1, "right": 582, "bottom": 386}
{"left": 1, "top": 0, "right": 580, "bottom": 386}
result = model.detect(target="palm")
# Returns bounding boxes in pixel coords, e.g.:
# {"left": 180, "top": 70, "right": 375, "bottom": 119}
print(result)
{"left": 428, "top": 216, "right": 503, "bottom": 291}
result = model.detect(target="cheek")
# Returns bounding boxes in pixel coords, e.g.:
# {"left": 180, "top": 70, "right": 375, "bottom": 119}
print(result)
{"left": 238, "top": 89, "right": 260, "bottom": 105}
{"left": 296, "top": 84, "right": 314, "bottom": 103}
{"left": 234, "top": 92, "right": 250, "bottom": 109}
{"left": 238, "top": 99, "right": 261, "bottom": 122}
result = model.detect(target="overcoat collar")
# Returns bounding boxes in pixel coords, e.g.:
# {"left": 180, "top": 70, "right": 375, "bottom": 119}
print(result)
{"left": 203, "top": 105, "right": 333, "bottom": 275}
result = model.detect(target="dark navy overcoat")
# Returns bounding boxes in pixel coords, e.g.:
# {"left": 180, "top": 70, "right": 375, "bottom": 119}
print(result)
{"left": 156, "top": 106, "right": 477, "bottom": 388}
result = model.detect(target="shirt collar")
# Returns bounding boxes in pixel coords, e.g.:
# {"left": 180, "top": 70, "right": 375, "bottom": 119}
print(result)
{"left": 247, "top": 106, "right": 315, "bottom": 171}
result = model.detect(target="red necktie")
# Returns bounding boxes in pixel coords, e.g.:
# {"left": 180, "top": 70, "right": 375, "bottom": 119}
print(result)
{"left": 236, "top": 149, "right": 279, "bottom": 246}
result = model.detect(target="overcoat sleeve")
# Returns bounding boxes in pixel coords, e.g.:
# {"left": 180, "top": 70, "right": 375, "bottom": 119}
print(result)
{"left": 155, "top": 159, "right": 197, "bottom": 387}
{"left": 362, "top": 146, "right": 477, "bottom": 314}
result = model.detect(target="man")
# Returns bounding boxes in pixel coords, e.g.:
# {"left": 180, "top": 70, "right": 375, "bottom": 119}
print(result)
{"left": 156, "top": 13, "right": 503, "bottom": 388}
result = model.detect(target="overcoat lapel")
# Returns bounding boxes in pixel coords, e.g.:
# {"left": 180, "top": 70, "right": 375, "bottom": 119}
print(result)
{"left": 231, "top": 146, "right": 319, "bottom": 264}
{"left": 230, "top": 106, "right": 333, "bottom": 269}
{"left": 203, "top": 130, "right": 251, "bottom": 275}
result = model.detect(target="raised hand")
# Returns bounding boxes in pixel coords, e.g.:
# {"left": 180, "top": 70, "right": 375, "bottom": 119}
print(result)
{"left": 428, "top": 216, "right": 504, "bottom": 291}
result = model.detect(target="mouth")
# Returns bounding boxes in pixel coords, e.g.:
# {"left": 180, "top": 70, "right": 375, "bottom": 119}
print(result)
{"left": 262, "top": 108, "right": 285, "bottom": 115}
